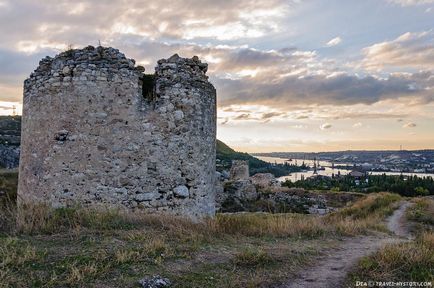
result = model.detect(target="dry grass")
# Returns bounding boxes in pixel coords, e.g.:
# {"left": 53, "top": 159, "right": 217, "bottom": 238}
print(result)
{"left": 214, "top": 192, "right": 401, "bottom": 238}
{"left": 5, "top": 192, "right": 401, "bottom": 239}
{"left": 15, "top": 204, "right": 150, "bottom": 234}
{"left": 1, "top": 192, "right": 400, "bottom": 242}
{"left": 349, "top": 232, "right": 434, "bottom": 282}
{"left": 0, "top": 170, "right": 18, "bottom": 232}
{"left": 330, "top": 191, "right": 401, "bottom": 220}
{"left": 214, "top": 212, "right": 326, "bottom": 238}
{"left": 349, "top": 196, "right": 434, "bottom": 284}
{"left": 407, "top": 197, "right": 434, "bottom": 226}
{"left": 66, "top": 262, "right": 99, "bottom": 284}
{"left": 0, "top": 237, "right": 43, "bottom": 288}
{"left": 0, "top": 237, "right": 39, "bottom": 267}
{"left": 233, "top": 247, "right": 274, "bottom": 267}
{"left": 0, "top": 192, "right": 403, "bottom": 287}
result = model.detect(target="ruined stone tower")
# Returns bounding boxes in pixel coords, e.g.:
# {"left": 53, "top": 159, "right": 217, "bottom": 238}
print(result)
{"left": 18, "top": 46, "right": 216, "bottom": 219}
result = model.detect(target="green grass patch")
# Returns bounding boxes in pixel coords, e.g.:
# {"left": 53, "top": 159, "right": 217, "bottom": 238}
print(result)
{"left": 0, "top": 170, "right": 18, "bottom": 206}
{"left": 233, "top": 247, "right": 274, "bottom": 267}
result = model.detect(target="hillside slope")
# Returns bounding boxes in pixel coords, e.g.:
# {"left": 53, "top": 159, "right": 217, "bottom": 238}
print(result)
{"left": 216, "top": 140, "right": 268, "bottom": 170}
{"left": 217, "top": 140, "right": 297, "bottom": 176}
{"left": 0, "top": 116, "right": 20, "bottom": 168}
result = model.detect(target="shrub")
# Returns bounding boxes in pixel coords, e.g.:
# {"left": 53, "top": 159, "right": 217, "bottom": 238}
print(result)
{"left": 141, "top": 74, "right": 155, "bottom": 101}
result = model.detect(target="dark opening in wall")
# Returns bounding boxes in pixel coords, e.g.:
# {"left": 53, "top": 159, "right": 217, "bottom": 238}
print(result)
{"left": 141, "top": 74, "right": 156, "bottom": 102}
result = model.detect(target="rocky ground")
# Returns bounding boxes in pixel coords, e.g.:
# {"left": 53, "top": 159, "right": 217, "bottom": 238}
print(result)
{"left": 217, "top": 161, "right": 363, "bottom": 215}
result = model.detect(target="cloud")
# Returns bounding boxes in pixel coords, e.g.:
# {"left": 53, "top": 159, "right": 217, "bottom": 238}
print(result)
{"left": 85, "top": 39, "right": 433, "bottom": 109}
{"left": 320, "top": 123, "right": 332, "bottom": 130}
{"left": 387, "top": 0, "right": 434, "bottom": 6}
{"left": 234, "top": 113, "right": 253, "bottom": 120}
{"left": 0, "top": 48, "right": 47, "bottom": 79}
{"left": 2, "top": 36, "right": 433, "bottom": 108}
{"left": 362, "top": 31, "right": 434, "bottom": 71}
{"left": 220, "top": 118, "right": 229, "bottom": 125}
{"left": 261, "top": 112, "right": 285, "bottom": 120}
{"left": 0, "top": 0, "right": 432, "bottom": 116}
{"left": 328, "top": 112, "right": 407, "bottom": 120}
{"left": 353, "top": 122, "right": 363, "bottom": 128}
{"left": 291, "top": 124, "right": 307, "bottom": 129}
{"left": 223, "top": 108, "right": 287, "bottom": 122}
{"left": 215, "top": 70, "right": 433, "bottom": 108}
{"left": 403, "top": 122, "right": 417, "bottom": 128}
{"left": 0, "top": 0, "right": 296, "bottom": 52}
{"left": 326, "top": 37, "right": 342, "bottom": 47}
{"left": 125, "top": 40, "right": 431, "bottom": 109}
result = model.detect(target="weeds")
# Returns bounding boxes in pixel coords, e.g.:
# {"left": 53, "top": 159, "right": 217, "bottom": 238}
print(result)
{"left": 349, "top": 232, "right": 434, "bottom": 282}
{"left": 215, "top": 193, "right": 401, "bottom": 238}
{"left": 407, "top": 198, "right": 434, "bottom": 226}
{"left": 215, "top": 212, "right": 327, "bottom": 238}
{"left": 331, "top": 192, "right": 401, "bottom": 220}
{"left": 16, "top": 204, "right": 154, "bottom": 234}
{"left": 233, "top": 247, "right": 273, "bottom": 267}
{"left": 0, "top": 192, "right": 403, "bottom": 287}
{"left": 66, "top": 262, "right": 98, "bottom": 284}
{"left": 0, "top": 170, "right": 18, "bottom": 232}
{"left": 3, "top": 192, "right": 401, "bottom": 239}
{"left": 0, "top": 237, "right": 40, "bottom": 267}
{"left": 348, "top": 196, "right": 434, "bottom": 284}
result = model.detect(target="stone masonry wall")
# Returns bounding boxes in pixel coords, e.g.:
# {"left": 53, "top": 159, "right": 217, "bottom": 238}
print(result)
{"left": 18, "top": 46, "right": 216, "bottom": 219}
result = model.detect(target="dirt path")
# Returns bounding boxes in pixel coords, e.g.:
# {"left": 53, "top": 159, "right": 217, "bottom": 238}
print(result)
{"left": 387, "top": 201, "right": 413, "bottom": 239}
{"left": 278, "top": 201, "right": 412, "bottom": 288}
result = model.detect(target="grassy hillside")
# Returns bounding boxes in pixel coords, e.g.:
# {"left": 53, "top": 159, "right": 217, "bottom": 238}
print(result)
{"left": 216, "top": 140, "right": 268, "bottom": 171}
{"left": 217, "top": 139, "right": 301, "bottom": 177}
{"left": 0, "top": 193, "right": 402, "bottom": 287}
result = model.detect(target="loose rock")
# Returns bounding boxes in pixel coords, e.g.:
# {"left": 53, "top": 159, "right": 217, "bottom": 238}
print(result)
{"left": 138, "top": 275, "right": 171, "bottom": 288}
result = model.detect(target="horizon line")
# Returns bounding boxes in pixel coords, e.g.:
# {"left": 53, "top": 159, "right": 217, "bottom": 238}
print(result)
{"left": 251, "top": 149, "right": 434, "bottom": 154}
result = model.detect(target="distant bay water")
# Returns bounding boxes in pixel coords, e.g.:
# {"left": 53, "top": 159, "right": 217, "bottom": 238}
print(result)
{"left": 256, "top": 156, "right": 434, "bottom": 182}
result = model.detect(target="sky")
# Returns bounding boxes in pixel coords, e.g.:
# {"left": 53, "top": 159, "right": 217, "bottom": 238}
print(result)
{"left": 0, "top": 0, "right": 433, "bottom": 152}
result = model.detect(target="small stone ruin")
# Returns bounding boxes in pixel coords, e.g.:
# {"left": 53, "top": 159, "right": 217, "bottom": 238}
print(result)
{"left": 229, "top": 160, "right": 249, "bottom": 180}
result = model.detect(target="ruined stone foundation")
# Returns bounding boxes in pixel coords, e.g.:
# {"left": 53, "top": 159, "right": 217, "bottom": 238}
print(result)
{"left": 18, "top": 46, "right": 216, "bottom": 219}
